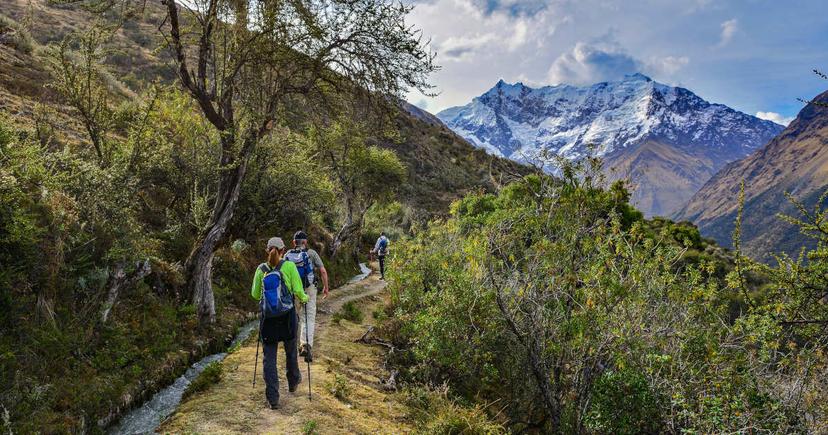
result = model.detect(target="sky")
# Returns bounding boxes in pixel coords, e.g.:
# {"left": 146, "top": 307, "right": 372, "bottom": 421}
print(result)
{"left": 403, "top": 0, "right": 828, "bottom": 125}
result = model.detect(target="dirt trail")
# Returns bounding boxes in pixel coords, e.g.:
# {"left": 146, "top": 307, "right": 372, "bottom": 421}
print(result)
{"left": 159, "top": 265, "right": 413, "bottom": 434}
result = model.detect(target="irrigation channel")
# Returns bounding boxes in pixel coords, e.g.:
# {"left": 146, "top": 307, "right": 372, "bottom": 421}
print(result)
{"left": 108, "top": 263, "right": 372, "bottom": 434}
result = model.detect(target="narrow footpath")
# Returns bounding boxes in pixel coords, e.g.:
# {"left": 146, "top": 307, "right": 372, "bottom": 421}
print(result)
{"left": 159, "top": 264, "right": 413, "bottom": 434}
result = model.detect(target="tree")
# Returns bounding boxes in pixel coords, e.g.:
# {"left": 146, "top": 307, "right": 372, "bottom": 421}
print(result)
{"left": 309, "top": 119, "right": 406, "bottom": 257}
{"left": 156, "top": 0, "right": 436, "bottom": 323}
{"left": 46, "top": 27, "right": 115, "bottom": 166}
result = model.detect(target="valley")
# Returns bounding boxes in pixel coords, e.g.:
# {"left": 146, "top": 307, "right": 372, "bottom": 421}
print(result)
{"left": 2, "top": 0, "right": 828, "bottom": 433}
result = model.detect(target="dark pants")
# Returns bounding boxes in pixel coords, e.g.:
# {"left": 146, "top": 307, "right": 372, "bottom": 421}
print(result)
{"left": 262, "top": 336, "right": 301, "bottom": 406}
{"left": 378, "top": 255, "right": 386, "bottom": 278}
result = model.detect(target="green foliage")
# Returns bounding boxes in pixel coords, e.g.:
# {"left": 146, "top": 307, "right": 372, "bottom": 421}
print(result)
{"left": 720, "top": 186, "right": 828, "bottom": 432}
{"left": 44, "top": 26, "right": 118, "bottom": 164}
{"left": 333, "top": 301, "right": 364, "bottom": 324}
{"left": 183, "top": 362, "right": 223, "bottom": 400}
{"left": 363, "top": 201, "right": 411, "bottom": 244}
{"left": 234, "top": 131, "right": 336, "bottom": 239}
{"left": 310, "top": 117, "right": 407, "bottom": 254}
{"left": 388, "top": 159, "right": 806, "bottom": 433}
{"left": 372, "top": 307, "right": 388, "bottom": 321}
{"left": 0, "top": 0, "right": 437, "bottom": 429}
{"left": 328, "top": 374, "right": 352, "bottom": 402}
{"left": 585, "top": 368, "right": 663, "bottom": 434}
{"left": 302, "top": 419, "right": 320, "bottom": 435}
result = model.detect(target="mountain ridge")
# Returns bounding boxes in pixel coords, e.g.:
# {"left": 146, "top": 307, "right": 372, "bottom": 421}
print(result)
{"left": 436, "top": 74, "right": 784, "bottom": 216}
{"left": 674, "top": 89, "right": 828, "bottom": 259}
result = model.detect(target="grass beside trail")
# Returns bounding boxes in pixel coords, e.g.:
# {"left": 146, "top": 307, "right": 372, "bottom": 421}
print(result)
{"left": 160, "top": 269, "right": 413, "bottom": 434}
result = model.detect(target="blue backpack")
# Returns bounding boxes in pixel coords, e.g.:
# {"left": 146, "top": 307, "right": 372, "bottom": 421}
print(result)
{"left": 378, "top": 237, "right": 388, "bottom": 255}
{"left": 285, "top": 249, "right": 314, "bottom": 288}
{"left": 259, "top": 261, "right": 294, "bottom": 318}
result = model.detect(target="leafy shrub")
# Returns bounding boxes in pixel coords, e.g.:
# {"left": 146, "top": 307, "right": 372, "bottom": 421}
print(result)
{"left": 302, "top": 419, "right": 319, "bottom": 435}
{"left": 183, "top": 361, "right": 223, "bottom": 400}
{"left": 328, "top": 374, "right": 352, "bottom": 402}
{"left": 372, "top": 307, "right": 388, "bottom": 321}
{"left": 388, "top": 160, "right": 805, "bottom": 433}
{"left": 333, "top": 301, "right": 364, "bottom": 324}
{"left": 584, "top": 368, "right": 664, "bottom": 434}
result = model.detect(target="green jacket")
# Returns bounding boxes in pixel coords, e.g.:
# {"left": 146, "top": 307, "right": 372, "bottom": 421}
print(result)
{"left": 251, "top": 260, "right": 309, "bottom": 304}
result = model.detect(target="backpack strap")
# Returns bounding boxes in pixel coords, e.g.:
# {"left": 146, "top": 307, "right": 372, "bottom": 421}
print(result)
{"left": 276, "top": 259, "right": 288, "bottom": 286}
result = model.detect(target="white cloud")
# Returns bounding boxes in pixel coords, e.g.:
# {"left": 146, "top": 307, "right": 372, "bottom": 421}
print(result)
{"left": 403, "top": 0, "right": 821, "bottom": 115}
{"left": 424, "top": 0, "right": 551, "bottom": 62}
{"left": 547, "top": 42, "right": 689, "bottom": 85}
{"left": 756, "top": 111, "right": 794, "bottom": 126}
{"left": 508, "top": 20, "right": 528, "bottom": 50}
{"left": 719, "top": 18, "right": 738, "bottom": 46}
{"left": 647, "top": 56, "right": 690, "bottom": 75}
{"left": 440, "top": 34, "right": 497, "bottom": 61}
{"left": 547, "top": 42, "right": 641, "bottom": 85}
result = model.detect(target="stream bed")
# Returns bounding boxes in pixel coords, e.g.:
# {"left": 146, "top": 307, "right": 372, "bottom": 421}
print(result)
{"left": 108, "top": 263, "right": 371, "bottom": 434}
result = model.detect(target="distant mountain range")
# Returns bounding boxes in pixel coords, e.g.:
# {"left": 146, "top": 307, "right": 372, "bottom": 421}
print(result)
{"left": 436, "top": 74, "right": 784, "bottom": 216}
{"left": 675, "top": 90, "right": 828, "bottom": 260}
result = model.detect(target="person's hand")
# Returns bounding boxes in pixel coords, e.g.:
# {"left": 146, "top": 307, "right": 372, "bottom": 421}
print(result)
{"left": 322, "top": 285, "right": 330, "bottom": 299}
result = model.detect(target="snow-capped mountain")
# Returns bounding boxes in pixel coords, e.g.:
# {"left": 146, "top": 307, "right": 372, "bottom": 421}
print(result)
{"left": 437, "top": 73, "right": 784, "bottom": 216}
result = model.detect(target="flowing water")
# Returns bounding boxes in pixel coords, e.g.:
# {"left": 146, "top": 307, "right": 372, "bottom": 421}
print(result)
{"left": 348, "top": 262, "right": 372, "bottom": 284}
{"left": 109, "top": 263, "right": 371, "bottom": 434}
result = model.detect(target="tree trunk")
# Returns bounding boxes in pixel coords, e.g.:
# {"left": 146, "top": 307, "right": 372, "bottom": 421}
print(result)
{"left": 331, "top": 200, "right": 371, "bottom": 258}
{"left": 494, "top": 286, "right": 561, "bottom": 431}
{"left": 331, "top": 220, "right": 360, "bottom": 258}
{"left": 186, "top": 135, "right": 254, "bottom": 324}
{"left": 100, "top": 260, "right": 152, "bottom": 324}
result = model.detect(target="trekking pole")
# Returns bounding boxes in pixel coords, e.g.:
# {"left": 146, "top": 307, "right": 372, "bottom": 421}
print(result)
{"left": 305, "top": 305, "right": 312, "bottom": 401}
{"left": 253, "top": 314, "right": 262, "bottom": 387}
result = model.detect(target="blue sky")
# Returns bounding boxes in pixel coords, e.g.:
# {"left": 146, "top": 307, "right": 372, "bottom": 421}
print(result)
{"left": 405, "top": 0, "right": 828, "bottom": 124}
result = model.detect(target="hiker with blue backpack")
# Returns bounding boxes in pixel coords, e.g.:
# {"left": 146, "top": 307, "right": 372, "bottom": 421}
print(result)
{"left": 286, "top": 230, "right": 329, "bottom": 363}
{"left": 251, "top": 237, "right": 309, "bottom": 410}
{"left": 371, "top": 232, "right": 390, "bottom": 280}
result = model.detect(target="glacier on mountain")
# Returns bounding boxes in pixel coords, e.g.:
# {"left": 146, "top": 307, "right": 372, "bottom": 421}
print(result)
{"left": 436, "top": 73, "right": 783, "bottom": 170}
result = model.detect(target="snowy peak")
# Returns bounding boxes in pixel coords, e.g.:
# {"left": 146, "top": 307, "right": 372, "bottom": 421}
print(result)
{"left": 437, "top": 74, "right": 781, "bottom": 162}
{"left": 436, "top": 74, "right": 784, "bottom": 216}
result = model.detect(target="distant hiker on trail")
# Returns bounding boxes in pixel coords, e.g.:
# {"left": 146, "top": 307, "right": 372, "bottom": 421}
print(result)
{"left": 371, "top": 232, "right": 390, "bottom": 280}
{"left": 286, "top": 230, "right": 329, "bottom": 363}
{"left": 251, "top": 237, "right": 309, "bottom": 410}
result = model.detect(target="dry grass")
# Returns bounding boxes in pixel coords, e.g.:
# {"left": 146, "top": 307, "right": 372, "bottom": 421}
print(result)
{"left": 0, "top": 13, "right": 34, "bottom": 54}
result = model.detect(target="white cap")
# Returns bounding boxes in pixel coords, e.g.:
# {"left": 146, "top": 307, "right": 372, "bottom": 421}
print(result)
{"left": 266, "top": 237, "right": 285, "bottom": 250}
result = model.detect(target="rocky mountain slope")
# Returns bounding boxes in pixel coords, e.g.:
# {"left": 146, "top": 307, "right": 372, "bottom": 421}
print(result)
{"left": 437, "top": 74, "right": 783, "bottom": 216}
{"left": 674, "top": 90, "right": 828, "bottom": 260}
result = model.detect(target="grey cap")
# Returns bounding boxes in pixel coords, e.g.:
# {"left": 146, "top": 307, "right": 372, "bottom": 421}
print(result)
{"left": 266, "top": 237, "right": 285, "bottom": 250}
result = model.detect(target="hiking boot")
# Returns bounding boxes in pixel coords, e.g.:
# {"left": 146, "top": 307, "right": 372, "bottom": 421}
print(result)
{"left": 299, "top": 344, "right": 308, "bottom": 357}
{"left": 289, "top": 383, "right": 298, "bottom": 393}
{"left": 303, "top": 344, "right": 313, "bottom": 363}
{"left": 269, "top": 401, "right": 280, "bottom": 410}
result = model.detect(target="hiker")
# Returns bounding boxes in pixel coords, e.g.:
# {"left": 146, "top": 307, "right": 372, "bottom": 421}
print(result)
{"left": 371, "top": 232, "right": 390, "bottom": 280}
{"left": 251, "top": 237, "right": 309, "bottom": 410}
{"left": 286, "top": 230, "right": 329, "bottom": 363}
